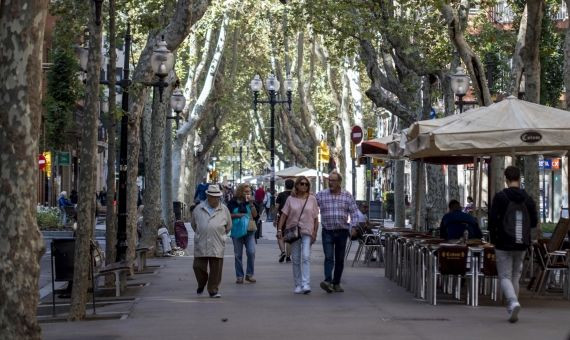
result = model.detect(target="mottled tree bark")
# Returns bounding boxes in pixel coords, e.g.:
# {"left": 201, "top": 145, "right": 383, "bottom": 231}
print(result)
{"left": 105, "top": 0, "right": 118, "bottom": 273}
{"left": 126, "top": 0, "right": 211, "bottom": 268}
{"left": 565, "top": 0, "right": 570, "bottom": 110}
{"left": 394, "top": 160, "right": 406, "bottom": 228}
{"left": 522, "top": 0, "right": 544, "bottom": 207}
{"left": 0, "top": 0, "right": 48, "bottom": 337}
{"left": 440, "top": 3, "right": 492, "bottom": 107}
{"left": 141, "top": 83, "right": 173, "bottom": 251}
{"left": 69, "top": 0, "right": 102, "bottom": 320}
{"left": 161, "top": 111, "right": 174, "bottom": 230}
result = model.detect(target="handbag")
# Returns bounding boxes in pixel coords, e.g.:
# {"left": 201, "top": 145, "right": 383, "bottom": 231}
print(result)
{"left": 246, "top": 204, "right": 257, "bottom": 232}
{"left": 231, "top": 207, "right": 248, "bottom": 238}
{"left": 283, "top": 197, "right": 309, "bottom": 244}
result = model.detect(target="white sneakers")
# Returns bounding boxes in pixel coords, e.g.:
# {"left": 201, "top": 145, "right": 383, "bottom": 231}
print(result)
{"left": 508, "top": 302, "right": 521, "bottom": 323}
{"left": 293, "top": 286, "right": 311, "bottom": 294}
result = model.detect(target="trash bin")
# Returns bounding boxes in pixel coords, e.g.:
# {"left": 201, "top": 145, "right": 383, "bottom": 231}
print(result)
{"left": 51, "top": 238, "right": 75, "bottom": 282}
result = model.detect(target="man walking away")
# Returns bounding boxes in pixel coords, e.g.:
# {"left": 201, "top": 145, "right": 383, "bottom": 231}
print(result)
{"left": 316, "top": 171, "right": 359, "bottom": 293}
{"left": 489, "top": 166, "right": 538, "bottom": 323}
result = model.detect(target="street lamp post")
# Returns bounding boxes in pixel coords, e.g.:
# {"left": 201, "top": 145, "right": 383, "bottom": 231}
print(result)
{"left": 79, "top": 25, "right": 175, "bottom": 261}
{"left": 250, "top": 74, "right": 293, "bottom": 211}
{"left": 116, "top": 24, "right": 131, "bottom": 262}
{"left": 168, "top": 88, "right": 186, "bottom": 129}
{"left": 450, "top": 66, "right": 469, "bottom": 114}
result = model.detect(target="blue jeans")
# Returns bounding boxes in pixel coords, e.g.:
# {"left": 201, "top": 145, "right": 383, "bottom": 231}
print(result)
{"left": 322, "top": 229, "right": 349, "bottom": 284}
{"left": 291, "top": 235, "right": 312, "bottom": 288}
{"left": 232, "top": 232, "right": 256, "bottom": 278}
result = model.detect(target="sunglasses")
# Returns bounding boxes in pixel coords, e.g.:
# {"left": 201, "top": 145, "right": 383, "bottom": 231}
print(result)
{"left": 298, "top": 182, "right": 309, "bottom": 186}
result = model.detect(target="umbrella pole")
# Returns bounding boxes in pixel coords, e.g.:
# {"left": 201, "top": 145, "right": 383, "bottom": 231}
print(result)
{"left": 477, "top": 158, "right": 484, "bottom": 218}
{"left": 471, "top": 157, "right": 479, "bottom": 210}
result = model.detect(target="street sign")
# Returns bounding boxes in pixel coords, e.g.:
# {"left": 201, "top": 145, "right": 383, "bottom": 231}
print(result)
{"left": 38, "top": 154, "right": 46, "bottom": 170}
{"left": 57, "top": 151, "right": 71, "bottom": 166}
{"left": 351, "top": 125, "right": 363, "bottom": 144}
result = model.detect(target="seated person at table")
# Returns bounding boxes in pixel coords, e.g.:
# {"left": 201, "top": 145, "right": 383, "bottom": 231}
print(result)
{"left": 439, "top": 199, "right": 482, "bottom": 241}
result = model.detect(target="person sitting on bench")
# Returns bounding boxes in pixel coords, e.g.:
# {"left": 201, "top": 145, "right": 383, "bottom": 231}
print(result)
{"left": 439, "top": 199, "right": 482, "bottom": 241}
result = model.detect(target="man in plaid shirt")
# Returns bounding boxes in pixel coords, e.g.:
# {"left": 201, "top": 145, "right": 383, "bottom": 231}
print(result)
{"left": 316, "top": 171, "right": 359, "bottom": 293}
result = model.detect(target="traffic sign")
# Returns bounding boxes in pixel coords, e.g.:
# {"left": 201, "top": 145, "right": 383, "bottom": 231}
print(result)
{"left": 351, "top": 125, "right": 363, "bottom": 144}
{"left": 38, "top": 154, "right": 46, "bottom": 170}
{"left": 57, "top": 151, "right": 71, "bottom": 166}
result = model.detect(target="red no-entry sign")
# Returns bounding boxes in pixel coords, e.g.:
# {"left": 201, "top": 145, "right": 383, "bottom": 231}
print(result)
{"left": 38, "top": 154, "right": 46, "bottom": 170}
{"left": 351, "top": 125, "right": 363, "bottom": 144}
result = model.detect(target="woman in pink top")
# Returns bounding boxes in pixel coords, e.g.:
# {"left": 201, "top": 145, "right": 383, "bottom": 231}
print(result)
{"left": 278, "top": 176, "right": 319, "bottom": 294}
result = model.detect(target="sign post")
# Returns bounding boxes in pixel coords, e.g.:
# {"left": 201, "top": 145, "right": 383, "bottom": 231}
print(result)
{"left": 350, "top": 126, "right": 363, "bottom": 198}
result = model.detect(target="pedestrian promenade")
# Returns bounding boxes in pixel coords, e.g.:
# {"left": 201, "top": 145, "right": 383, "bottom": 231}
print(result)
{"left": 40, "top": 222, "right": 570, "bottom": 340}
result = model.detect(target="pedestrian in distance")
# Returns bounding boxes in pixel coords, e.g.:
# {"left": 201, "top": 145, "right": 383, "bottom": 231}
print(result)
{"left": 488, "top": 166, "right": 538, "bottom": 323}
{"left": 316, "top": 171, "right": 359, "bottom": 293}
{"left": 69, "top": 190, "right": 78, "bottom": 205}
{"left": 190, "top": 185, "right": 232, "bottom": 298}
{"left": 227, "top": 183, "right": 258, "bottom": 284}
{"left": 463, "top": 196, "right": 474, "bottom": 214}
{"left": 278, "top": 176, "right": 319, "bottom": 294}
{"left": 275, "top": 179, "right": 295, "bottom": 263}
{"left": 57, "top": 191, "right": 74, "bottom": 225}
{"left": 194, "top": 177, "right": 210, "bottom": 203}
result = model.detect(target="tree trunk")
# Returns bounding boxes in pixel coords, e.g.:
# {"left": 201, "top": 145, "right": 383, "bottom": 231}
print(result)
{"left": 564, "top": 0, "right": 570, "bottom": 110}
{"left": 69, "top": 0, "right": 102, "bottom": 320}
{"left": 522, "top": 0, "right": 545, "bottom": 207}
{"left": 426, "top": 164, "right": 447, "bottom": 230}
{"left": 394, "top": 160, "right": 406, "bottom": 228}
{"left": 411, "top": 161, "right": 426, "bottom": 230}
{"left": 0, "top": 0, "right": 47, "bottom": 337}
{"left": 348, "top": 55, "right": 366, "bottom": 200}
{"left": 440, "top": 4, "right": 492, "bottom": 107}
{"left": 126, "top": 0, "right": 211, "bottom": 271}
{"left": 141, "top": 83, "right": 172, "bottom": 250}
{"left": 172, "top": 13, "right": 229, "bottom": 199}
{"left": 105, "top": 0, "right": 118, "bottom": 272}
{"left": 510, "top": 5, "right": 528, "bottom": 97}
{"left": 162, "top": 111, "right": 174, "bottom": 229}
{"left": 340, "top": 59, "right": 352, "bottom": 193}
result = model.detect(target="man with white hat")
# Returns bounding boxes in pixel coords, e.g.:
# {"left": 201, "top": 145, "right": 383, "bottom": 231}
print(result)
{"left": 190, "top": 184, "right": 232, "bottom": 298}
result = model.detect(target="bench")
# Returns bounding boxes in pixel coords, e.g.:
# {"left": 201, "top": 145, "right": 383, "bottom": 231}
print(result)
{"left": 136, "top": 247, "right": 151, "bottom": 272}
{"left": 95, "top": 261, "right": 131, "bottom": 297}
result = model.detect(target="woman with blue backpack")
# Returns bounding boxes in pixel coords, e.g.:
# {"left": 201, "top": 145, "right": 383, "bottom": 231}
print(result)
{"left": 227, "top": 183, "right": 258, "bottom": 284}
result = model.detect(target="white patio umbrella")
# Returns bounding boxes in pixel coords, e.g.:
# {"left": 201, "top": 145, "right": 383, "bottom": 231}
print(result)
{"left": 274, "top": 166, "right": 307, "bottom": 178}
{"left": 407, "top": 96, "right": 570, "bottom": 159}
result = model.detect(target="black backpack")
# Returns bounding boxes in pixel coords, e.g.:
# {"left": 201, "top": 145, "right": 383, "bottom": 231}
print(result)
{"left": 501, "top": 193, "right": 531, "bottom": 247}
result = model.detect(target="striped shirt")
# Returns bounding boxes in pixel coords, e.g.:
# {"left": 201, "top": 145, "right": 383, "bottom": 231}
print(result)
{"left": 315, "top": 189, "right": 359, "bottom": 230}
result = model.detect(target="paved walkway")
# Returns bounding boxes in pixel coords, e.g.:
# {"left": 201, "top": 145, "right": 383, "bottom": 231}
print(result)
{"left": 40, "top": 221, "right": 570, "bottom": 340}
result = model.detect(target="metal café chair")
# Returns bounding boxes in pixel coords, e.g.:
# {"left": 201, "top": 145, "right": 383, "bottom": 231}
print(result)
{"left": 430, "top": 244, "right": 469, "bottom": 306}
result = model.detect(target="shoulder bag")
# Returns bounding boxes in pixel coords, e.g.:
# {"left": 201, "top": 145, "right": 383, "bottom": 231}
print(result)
{"left": 283, "top": 197, "right": 309, "bottom": 244}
